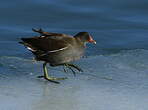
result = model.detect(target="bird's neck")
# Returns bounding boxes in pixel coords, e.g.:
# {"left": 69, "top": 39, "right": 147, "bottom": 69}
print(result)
{"left": 75, "top": 37, "right": 86, "bottom": 48}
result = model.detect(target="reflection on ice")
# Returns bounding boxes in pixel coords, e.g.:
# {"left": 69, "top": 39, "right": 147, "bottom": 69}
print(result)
{"left": 0, "top": 49, "right": 148, "bottom": 110}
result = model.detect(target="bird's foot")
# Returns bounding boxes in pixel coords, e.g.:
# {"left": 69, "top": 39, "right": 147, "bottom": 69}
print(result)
{"left": 37, "top": 75, "right": 67, "bottom": 84}
{"left": 66, "top": 63, "right": 83, "bottom": 72}
{"left": 63, "top": 63, "right": 83, "bottom": 76}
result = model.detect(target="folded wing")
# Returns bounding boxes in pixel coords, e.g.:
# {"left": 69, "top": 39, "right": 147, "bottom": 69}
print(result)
{"left": 20, "top": 36, "right": 72, "bottom": 54}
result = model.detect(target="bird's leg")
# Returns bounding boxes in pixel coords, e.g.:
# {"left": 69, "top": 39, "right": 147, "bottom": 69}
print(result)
{"left": 62, "top": 63, "right": 83, "bottom": 76}
{"left": 63, "top": 64, "right": 68, "bottom": 73}
{"left": 65, "top": 63, "right": 83, "bottom": 72}
{"left": 64, "top": 63, "right": 76, "bottom": 76}
{"left": 62, "top": 63, "right": 76, "bottom": 76}
{"left": 38, "top": 62, "right": 67, "bottom": 84}
{"left": 67, "top": 66, "right": 76, "bottom": 76}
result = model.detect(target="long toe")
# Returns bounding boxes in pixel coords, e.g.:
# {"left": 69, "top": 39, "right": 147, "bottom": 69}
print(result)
{"left": 45, "top": 78, "right": 60, "bottom": 84}
{"left": 68, "top": 64, "right": 83, "bottom": 72}
{"left": 46, "top": 77, "right": 68, "bottom": 80}
{"left": 37, "top": 75, "right": 44, "bottom": 78}
{"left": 44, "top": 76, "right": 68, "bottom": 84}
{"left": 54, "top": 77, "right": 68, "bottom": 80}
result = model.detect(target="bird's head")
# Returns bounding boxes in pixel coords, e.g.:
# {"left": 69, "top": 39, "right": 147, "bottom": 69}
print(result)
{"left": 74, "top": 32, "right": 96, "bottom": 45}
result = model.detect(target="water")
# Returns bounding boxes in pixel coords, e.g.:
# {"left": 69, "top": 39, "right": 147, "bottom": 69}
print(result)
{"left": 0, "top": 0, "right": 148, "bottom": 110}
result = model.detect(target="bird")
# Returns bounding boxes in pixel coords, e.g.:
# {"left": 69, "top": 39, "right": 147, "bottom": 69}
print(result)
{"left": 19, "top": 28, "right": 96, "bottom": 83}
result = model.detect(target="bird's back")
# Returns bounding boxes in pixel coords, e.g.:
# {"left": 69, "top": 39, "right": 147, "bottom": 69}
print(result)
{"left": 20, "top": 33, "right": 85, "bottom": 66}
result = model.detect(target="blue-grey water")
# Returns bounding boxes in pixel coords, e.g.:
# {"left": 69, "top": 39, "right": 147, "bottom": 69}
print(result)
{"left": 0, "top": 0, "right": 148, "bottom": 110}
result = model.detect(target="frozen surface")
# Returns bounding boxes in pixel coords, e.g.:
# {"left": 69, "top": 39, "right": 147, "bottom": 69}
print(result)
{"left": 0, "top": 0, "right": 148, "bottom": 109}
{"left": 0, "top": 49, "right": 148, "bottom": 110}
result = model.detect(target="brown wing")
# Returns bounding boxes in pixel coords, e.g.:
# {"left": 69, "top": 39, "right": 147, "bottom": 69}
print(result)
{"left": 21, "top": 35, "right": 74, "bottom": 52}
{"left": 32, "top": 28, "right": 68, "bottom": 37}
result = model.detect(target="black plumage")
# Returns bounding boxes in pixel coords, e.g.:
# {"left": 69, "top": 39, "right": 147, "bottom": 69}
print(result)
{"left": 19, "top": 28, "right": 96, "bottom": 83}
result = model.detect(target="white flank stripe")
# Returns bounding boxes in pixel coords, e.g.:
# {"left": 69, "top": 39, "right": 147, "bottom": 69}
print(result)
{"left": 48, "top": 46, "right": 68, "bottom": 53}
{"left": 27, "top": 47, "right": 35, "bottom": 52}
{"left": 40, "top": 46, "right": 68, "bottom": 56}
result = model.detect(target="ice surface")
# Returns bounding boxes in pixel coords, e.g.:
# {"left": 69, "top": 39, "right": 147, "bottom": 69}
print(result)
{"left": 0, "top": 49, "right": 148, "bottom": 110}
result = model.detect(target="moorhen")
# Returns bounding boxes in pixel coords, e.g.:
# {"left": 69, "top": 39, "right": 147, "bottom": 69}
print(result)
{"left": 19, "top": 28, "right": 96, "bottom": 83}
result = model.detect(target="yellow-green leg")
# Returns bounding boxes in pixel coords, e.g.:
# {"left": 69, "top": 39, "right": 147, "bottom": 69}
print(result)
{"left": 63, "top": 63, "right": 83, "bottom": 76}
{"left": 38, "top": 62, "right": 67, "bottom": 84}
{"left": 64, "top": 63, "right": 83, "bottom": 72}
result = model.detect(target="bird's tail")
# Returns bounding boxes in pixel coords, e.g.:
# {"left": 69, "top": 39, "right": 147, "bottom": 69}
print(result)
{"left": 32, "top": 28, "right": 44, "bottom": 34}
{"left": 19, "top": 38, "right": 31, "bottom": 46}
